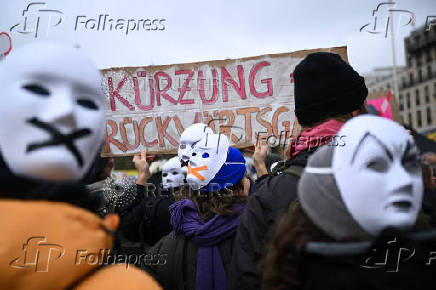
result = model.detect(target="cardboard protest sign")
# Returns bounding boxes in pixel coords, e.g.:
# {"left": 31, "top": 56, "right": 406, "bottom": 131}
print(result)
{"left": 366, "top": 90, "right": 401, "bottom": 123}
{"left": 101, "top": 46, "right": 347, "bottom": 156}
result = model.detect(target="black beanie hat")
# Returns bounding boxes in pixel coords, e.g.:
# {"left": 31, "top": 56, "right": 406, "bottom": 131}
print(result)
{"left": 294, "top": 52, "right": 368, "bottom": 126}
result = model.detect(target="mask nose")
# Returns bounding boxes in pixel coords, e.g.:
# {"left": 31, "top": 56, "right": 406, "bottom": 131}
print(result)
{"left": 181, "top": 147, "right": 193, "bottom": 160}
{"left": 41, "top": 87, "right": 76, "bottom": 128}
{"left": 390, "top": 164, "right": 414, "bottom": 195}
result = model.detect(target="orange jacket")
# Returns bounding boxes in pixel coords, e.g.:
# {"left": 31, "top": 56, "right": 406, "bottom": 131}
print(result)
{"left": 0, "top": 199, "right": 162, "bottom": 290}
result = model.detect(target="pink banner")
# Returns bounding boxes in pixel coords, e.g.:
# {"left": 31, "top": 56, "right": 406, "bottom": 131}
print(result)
{"left": 367, "top": 90, "right": 393, "bottom": 120}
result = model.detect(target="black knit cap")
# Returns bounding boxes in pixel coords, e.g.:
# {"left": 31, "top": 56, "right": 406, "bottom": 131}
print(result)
{"left": 294, "top": 52, "right": 368, "bottom": 126}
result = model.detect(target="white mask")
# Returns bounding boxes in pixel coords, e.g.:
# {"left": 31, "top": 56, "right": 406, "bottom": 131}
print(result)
{"left": 333, "top": 115, "right": 423, "bottom": 236}
{"left": 162, "top": 157, "right": 185, "bottom": 189}
{"left": 178, "top": 123, "right": 213, "bottom": 170}
{"left": 186, "top": 134, "right": 229, "bottom": 190}
{"left": 0, "top": 42, "right": 105, "bottom": 181}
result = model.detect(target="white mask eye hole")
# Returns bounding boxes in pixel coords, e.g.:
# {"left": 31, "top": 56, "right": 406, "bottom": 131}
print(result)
{"left": 162, "top": 172, "right": 168, "bottom": 177}
{"left": 192, "top": 152, "right": 197, "bottom": 156}
{"left": 22, "top": 83, "right": 50, "bottom": 97}
{"left": 202, "top": 152, "right": 210, "bottom": 158}
{"left": 77, "top": 99, "right": 98, "bottom": 110}
{"left": 180, "top": 144, "right": 186, "bottom": 150}
{"left": 172, "top": 171, "right": 179, "bottom": 175}
{"left": 366, "top": 157, "right": 389, "bottom": 173}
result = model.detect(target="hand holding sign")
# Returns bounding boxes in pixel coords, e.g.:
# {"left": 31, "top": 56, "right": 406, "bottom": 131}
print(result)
{"left": 133, "top": 150, "right": 151, "bottom": 185}
{"left": 253, "top": 140, "right": 268, "bottom": 177}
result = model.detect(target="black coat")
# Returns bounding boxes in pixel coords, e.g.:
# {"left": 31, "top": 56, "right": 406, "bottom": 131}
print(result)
{"left": 117, "top": 185, "right": 175, "bottom": 248}
{"left": 229, "top": 150, "right": 313, "bottom": 290}
{"left": 146, "top": 232, "right": 235, "bottom": 290}
{"left": 298, "top": 229, "right": 436, "bottom": 290}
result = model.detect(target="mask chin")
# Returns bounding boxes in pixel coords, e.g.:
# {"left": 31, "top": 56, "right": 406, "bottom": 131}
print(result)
{"left": 377, "top": 208, "right": 419, "bottom": 232}
{"left": 6, "top": 148, "right": 86, "bottom": 182}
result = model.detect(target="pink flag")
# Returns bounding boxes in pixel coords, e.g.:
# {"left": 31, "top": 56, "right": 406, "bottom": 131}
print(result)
{"left": 367, "top": 90, "right": 393, "bottom": 120}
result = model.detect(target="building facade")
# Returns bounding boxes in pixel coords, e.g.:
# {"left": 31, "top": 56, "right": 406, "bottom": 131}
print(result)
{"left": 364, "top": 25, "right": 436, "bottom": 133}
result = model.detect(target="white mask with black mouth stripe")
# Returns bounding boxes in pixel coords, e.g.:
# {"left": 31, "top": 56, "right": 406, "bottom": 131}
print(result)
{"left": 0, "top": 42, "right": 105, "bottom": 181}
{"left": 162, "top": 157, "right": 185, "bottom": 189}
{"left": 332, "top": 115, "right": 423, "bottom": 236}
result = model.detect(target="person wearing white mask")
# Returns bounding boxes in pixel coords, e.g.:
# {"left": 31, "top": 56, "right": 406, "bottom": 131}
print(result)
{"left": 116, "top": 156, "right": 183, "bottom": 250}
{"left": 178, "top": 123, "right": 213, "bottom": 170}
{"left": 162, "top": 156, "right": 185, "bottom": 190}
{"left": 0, "top": 42, "right": 161, "bottom": 290}
{"left": 262, "top": 115, "right": 435, "bottom": 290}
{"left": 147, "top": 134, "right": 249, "bottom": 290}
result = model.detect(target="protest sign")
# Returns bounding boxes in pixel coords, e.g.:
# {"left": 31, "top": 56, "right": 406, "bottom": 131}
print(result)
{"left": 102, "top": 46, "right": 347, "bottom": 156}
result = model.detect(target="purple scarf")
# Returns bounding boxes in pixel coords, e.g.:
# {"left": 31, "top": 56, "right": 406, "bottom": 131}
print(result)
{"left": 169, "top": 199, "right": 244, "bottom": 290}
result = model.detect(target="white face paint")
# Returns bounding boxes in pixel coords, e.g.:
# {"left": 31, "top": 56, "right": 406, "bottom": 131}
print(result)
{"left": 178, "top": 123, "right": 213, "bottom": 172}
{"left": 186, "top": 134, "right": 229, "bottom": 190}
{"left": 162, "top": 156, "right": 185, "bottom": 189}
{"left": 333, "top": 115, "right": 423, "bottom": 236}
{"left": 0, "top": 42, "right": 105, "bottom": 181}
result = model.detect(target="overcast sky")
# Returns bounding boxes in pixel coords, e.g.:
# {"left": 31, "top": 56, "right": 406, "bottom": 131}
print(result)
{"left": 0, "top": 0, "right": 435, "bottom": 74}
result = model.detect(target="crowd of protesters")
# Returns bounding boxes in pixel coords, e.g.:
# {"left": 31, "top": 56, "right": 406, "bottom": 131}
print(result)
{"left": 0, "top": 42, "right": 435, "bottom": 290}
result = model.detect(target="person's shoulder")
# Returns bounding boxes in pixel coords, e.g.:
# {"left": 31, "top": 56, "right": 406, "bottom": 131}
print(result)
{"left": 254, "top": 172, "right": 299, "bottom": 197}
{"left": 243, "top": 173, "right": 299, "bottom": 220}
{"left": 76, "top": 264, "right": 162, "bottom": 290}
